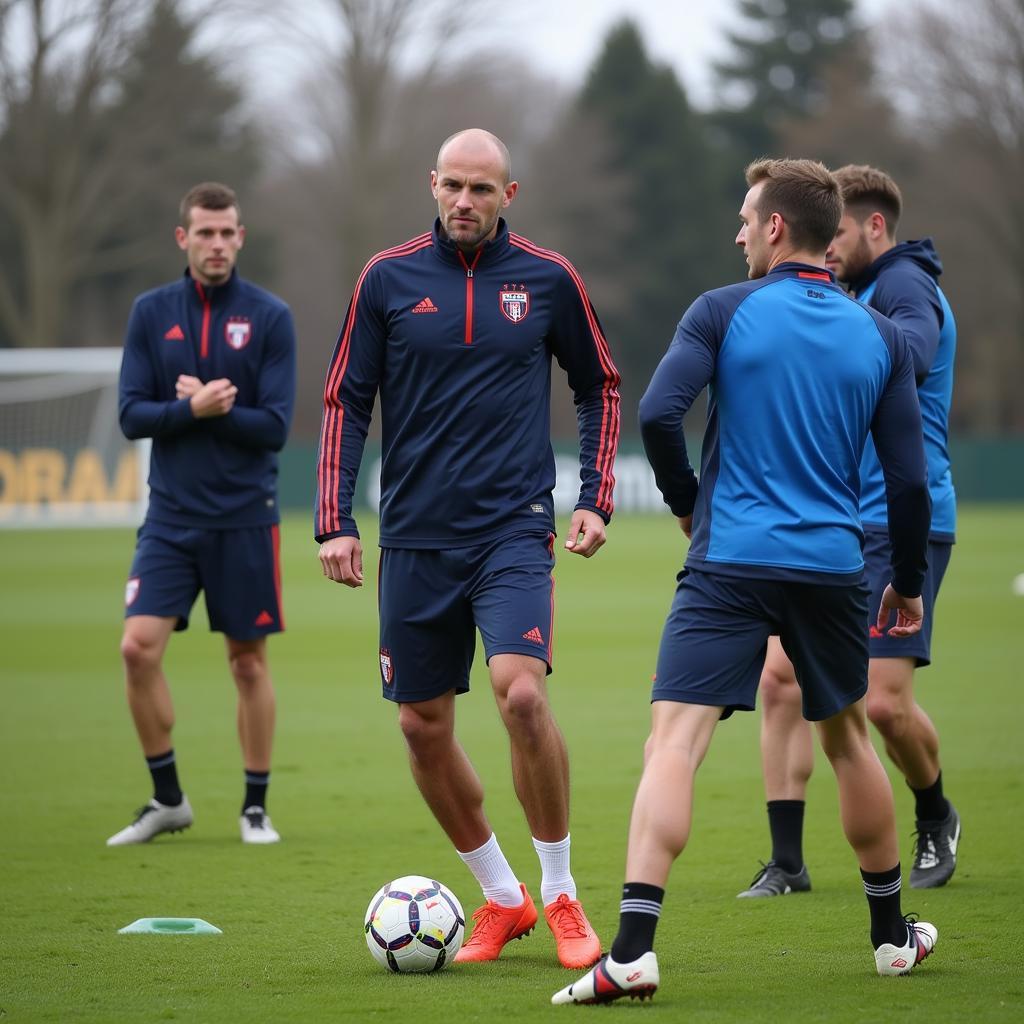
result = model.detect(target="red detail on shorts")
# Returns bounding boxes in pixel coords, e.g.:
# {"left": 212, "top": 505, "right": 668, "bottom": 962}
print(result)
{"left": 522, "top": 626, "right": 545, "bottom": 645}
{"left": 271, "top": 524, "right": 285, "bottom": 631}
{"left": 254, "top": 610, "right": 274, "bottom": 627}
{"left": 797, "top": 271, "right": 831, "bottom": 281}
{"left": 869, "top": 625, "right": 885, "bottom": 639}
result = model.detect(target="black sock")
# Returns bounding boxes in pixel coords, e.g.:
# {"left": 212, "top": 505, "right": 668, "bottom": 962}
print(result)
{"left": 767, "top": 800, "right": 805, "bottom": 873}
{"left": 243, "top": 770, "right": 269, "bottom": 814}
{"left": 610, "top": 882, "right": 664, "bottom": 963}
{"left": 147, "top": 750, "right": 182, "bottom": 806}
{"left": 910, "top": 771, "right": 948, "bottom": 823}
{"left": 861, "top": 864, "right": 907, "bottom": 949}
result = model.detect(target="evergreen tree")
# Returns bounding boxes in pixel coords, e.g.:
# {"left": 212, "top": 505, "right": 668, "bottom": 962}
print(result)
{"left": 571, "top": 20, "right": 736, "bottom": 421}
{"left": 713, "top": 0, "right": 862, "bottom": 158}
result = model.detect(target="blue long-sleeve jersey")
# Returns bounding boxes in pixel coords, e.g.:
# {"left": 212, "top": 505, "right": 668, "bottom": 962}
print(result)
{"left": 119, "top": 270, "right": 297, "bottom": 528}
{"left": 851, "top": 239, "right": 956, "bottom": 541}
{"left": 639, "top": 262, "right": 930, "bottom": 597}
{"left": 315, "top": 219, "right": 621, "bottom": 547}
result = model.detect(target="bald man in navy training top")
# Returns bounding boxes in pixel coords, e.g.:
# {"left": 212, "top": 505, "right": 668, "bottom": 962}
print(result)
{"left": 316, "top": 129, "right": 620, "bottom": 971}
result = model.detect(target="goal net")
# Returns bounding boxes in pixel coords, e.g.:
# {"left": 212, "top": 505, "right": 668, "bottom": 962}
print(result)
{"left": 0, "top": 348, "right": 149, "bottom": 527}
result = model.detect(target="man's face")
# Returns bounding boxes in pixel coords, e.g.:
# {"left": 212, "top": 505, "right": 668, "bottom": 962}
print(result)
{"left": 175, "top": 206, "right": 244, "bottom": 286}
{"left": 735, "top": 183, "right": 771, "bottom": 279}
{"left": 826, "top": 213, "right": 873, "bottom": 284}
{"left": 431, "top": 142, "right": 517, "bottom": 252}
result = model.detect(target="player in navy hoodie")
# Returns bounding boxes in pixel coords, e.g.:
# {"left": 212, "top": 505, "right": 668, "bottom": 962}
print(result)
{"left": 744, "top": 165, "right": 960, "bottom": 901}
{"left": 109, "top": 183, "right": 296, "bottom": 848}
{"left": 316, "top": 129, "right": 620, "bottom": 970}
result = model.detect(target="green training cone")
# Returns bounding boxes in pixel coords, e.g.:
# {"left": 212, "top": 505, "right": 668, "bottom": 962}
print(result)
{"left": 118, "top": 917, "right": 222, "bottom": 935}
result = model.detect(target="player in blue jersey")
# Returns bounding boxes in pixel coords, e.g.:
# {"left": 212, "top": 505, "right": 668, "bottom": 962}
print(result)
{"left": 108, "top": 183, "right": 296, "bottom": 847}
{"left": 316, "top": 129, "right": 620, "bottom": 970}
{"left": 553, "top": 158, "right": 936, "bottom": 1006}
{"left": 741, "top": 165, "right": 959, "bottom": 901}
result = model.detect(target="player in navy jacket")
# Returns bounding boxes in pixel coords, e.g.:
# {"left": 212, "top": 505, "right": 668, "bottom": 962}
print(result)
{"left": 109, "top": 183, "right": 296, "bottom": 849}
{"left": 749, "top": 165, "right": 960, "bottom": 902}
{"left": 554, "top": 160, "right": 935, "bottom": 1007}
{"left": 317, "top": 130, "right": 619, "bottom": 970}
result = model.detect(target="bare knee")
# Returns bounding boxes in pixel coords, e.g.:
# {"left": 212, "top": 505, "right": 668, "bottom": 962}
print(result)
{"left": 866, "top": 691, "right": 907, "bottom": 740}
{"left": 229, "top": 649, "right": 267, "bottom": 691}
{"left": 398, "top": 704, "right": 452, "bottom": 758}
{"left": 120, "top": 630, "right": 161, "bottom": 678}
{"left": 499, "top": 676, "right": 549, "bottom": 745}
{"left": 760, "top": 664, "right": 800, "bottom": 714}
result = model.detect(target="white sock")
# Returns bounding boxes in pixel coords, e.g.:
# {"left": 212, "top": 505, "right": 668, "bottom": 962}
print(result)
{"left": 458, "top": 833, "right": 523, "bottom": 907}
{"left": 533, "top": 833, "right": 575, "bottom": 904}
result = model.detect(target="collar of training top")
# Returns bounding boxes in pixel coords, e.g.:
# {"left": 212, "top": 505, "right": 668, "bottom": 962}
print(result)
{"left": 432, "top": 217, "right": 511, "bottom": 266}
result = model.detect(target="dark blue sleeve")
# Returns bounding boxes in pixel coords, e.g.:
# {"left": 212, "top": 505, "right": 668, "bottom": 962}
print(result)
{"left": 118, "top": 298, "right": 196, "bottom": 440}
{"left": 869, "top": 325, "right": 931, "bottom": 596}
{"left": 314, "top": 266, "right": 386, "bottom": 543}
{"left": 638, "top": 294, "right": 720, "bottom": 517}
{"left": 549, "top": 266, "right": 621, "bottom": 523}
{"left": 210, "top": 306, "right": 296, "bottom": 452}
{"left": 872, "top": 266, "right": 943, "bottom": 385}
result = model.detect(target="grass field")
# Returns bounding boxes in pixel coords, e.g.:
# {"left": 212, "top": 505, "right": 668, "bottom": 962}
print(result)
{"left": 2, "top": 507, "right": 1022, "bottom": 1022}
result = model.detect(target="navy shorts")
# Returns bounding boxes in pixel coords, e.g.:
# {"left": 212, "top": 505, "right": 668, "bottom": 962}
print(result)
{"left": 864, "top": 530, "right": 952, "bottom": 666}
{"left": 124, "top": 520, "right": 284, "bottom": 639}
{"left": 653, "top": 569, "right": 869, "bottom": 721}
{"left": 377, "top": 531, "right": 556, "bottom": 703}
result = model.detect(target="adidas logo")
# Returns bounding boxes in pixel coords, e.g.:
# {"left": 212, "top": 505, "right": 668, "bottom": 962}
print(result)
{"left": 254, "top": 610, "right": 274, "bottom": 627}
{"left": 411, "top": 297, "right": 438, "bottom": 313}
{"left": 522, "top": 626, "right": 544, "bottom": 645}
{"left": 164, "top": 324, "right": 185, "bottom": 340}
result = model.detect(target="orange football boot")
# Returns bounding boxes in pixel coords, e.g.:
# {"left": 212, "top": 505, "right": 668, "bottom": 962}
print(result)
{"left": 544, "top": 892, "right": 602, "bottom": 969}
{"left": 454, "top": 884, "right": 538, "bottom": 963}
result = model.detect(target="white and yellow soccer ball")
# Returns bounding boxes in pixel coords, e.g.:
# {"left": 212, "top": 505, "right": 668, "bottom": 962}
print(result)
{"left": 364, "top": 875, "right": 465, "bottom": 972}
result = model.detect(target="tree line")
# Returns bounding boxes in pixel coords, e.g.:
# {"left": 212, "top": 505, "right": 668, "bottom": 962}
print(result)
{"left": 1, "top": 0, "right": 1020, "bottom": 437}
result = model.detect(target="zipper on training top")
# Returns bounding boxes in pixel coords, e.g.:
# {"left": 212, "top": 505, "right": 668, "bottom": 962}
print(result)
{"left": 458, "top": 249, "right": 482, "bottom": 345}
{"left": 194, "top": 280, "right": 211, "bottom": 358}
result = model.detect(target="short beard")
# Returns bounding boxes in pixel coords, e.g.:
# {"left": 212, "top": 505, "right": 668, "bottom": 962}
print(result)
{"left": 836, "top": 234, "right": 873, "bottom": 285}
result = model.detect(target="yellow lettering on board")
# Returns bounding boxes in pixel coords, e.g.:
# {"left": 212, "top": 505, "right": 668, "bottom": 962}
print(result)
{"left": 66, "top": 449, "right": 111, "bottom": 503}
{"left": 0, "top": 449, "right": 17, "bottom": 504}
{"left": 20, "top": 449, "right": 67, "bottom": 503}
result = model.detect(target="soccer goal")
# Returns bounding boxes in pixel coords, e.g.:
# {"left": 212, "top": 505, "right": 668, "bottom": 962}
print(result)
{"left": 0, "top": 348, "right": 148, "bottom": 528}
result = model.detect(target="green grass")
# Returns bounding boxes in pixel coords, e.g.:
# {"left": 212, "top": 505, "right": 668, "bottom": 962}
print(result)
{"left": 1, "top": 507, "right": 1022, "bottom": 1022}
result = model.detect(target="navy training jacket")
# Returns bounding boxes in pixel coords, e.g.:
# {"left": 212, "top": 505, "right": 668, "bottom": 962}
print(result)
{"left": 119, "top": 269, "right": 297, "bottom": 528}
{"left": 315, "top": 219, "right": 621, "bottom": 547}
{"left": 851, "top": 239, "right": 957, "bottom": 541}
{"left": 639, "top": 262, "right": 931, "bottom": 597}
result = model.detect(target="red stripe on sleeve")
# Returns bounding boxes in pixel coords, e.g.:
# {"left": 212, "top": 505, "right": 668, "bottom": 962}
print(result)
{"left": 509, "top": 234, "right": 621, "bottom": 515}
{"left": 316, "top": 233, "right": 432, "bottom": 537}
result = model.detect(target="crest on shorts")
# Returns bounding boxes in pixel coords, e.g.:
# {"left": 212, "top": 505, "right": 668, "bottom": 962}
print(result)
{"left": 125, "top": 577, "right": 140, "bottom": 606}
{"left": 225, "top": 317, "right": 252, "bottom": 350}
{"left": 379, "top": 647, "right": 394, "bottom": 686}
{"left": 500, "top": 285, "right": 529, "bottom": 323}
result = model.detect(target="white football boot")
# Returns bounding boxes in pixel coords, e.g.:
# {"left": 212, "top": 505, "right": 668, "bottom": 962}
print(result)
{"left": 106, "top": 797, "right": 193, "bottom": 846}
{"left": 240, "top": 806, "right": 280, "bottom": 844}
{"left": 552, "top": 951, "right": 659, "bottom": 1005}
{"left": 875, "top": 919, "right": 938, "bottom": 976}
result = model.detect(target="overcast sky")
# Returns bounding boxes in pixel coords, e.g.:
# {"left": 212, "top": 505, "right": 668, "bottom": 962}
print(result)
{"left": 517, "top": 0, "right": 902, "bottom": 106}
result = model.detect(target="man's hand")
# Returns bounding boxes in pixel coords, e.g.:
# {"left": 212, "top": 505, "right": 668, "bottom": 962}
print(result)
{"left": 175, "top": 374, "right": 202, "bottom": 400}
{"left": 876, "top": 583, "right": 924, "bottom": 637}
{"left": 564, "top": 509, "right": 607, "bottom": 558}
{"left": 186, "top": 377, "right": 237, "bottom": 418}
{"left": 678, "top": 514, "right": 693, "bottom": 539}
{"left": 319, "top": 536, "right": 364, "bottom": 587}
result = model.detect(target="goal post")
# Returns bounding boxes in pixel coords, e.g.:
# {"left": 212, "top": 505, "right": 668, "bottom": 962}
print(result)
{"left": 0, "top": 348, "right": 149, "bottom": 528}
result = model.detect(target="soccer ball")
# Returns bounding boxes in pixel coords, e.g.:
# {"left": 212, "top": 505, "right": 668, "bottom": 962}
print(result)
{"left": 364, "top": 875, "right": 465, "bottom": 973}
